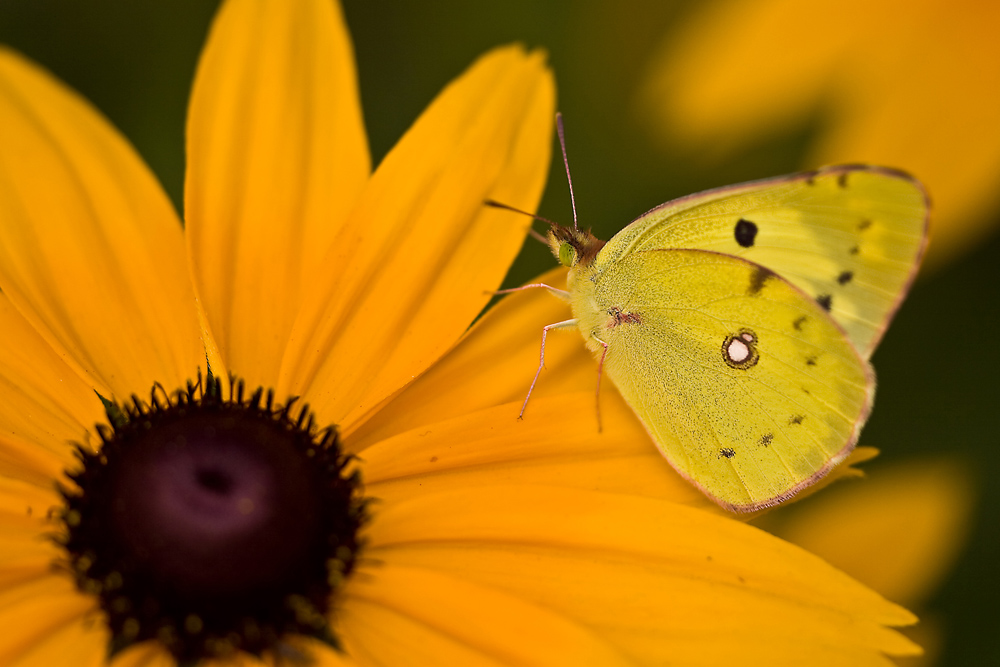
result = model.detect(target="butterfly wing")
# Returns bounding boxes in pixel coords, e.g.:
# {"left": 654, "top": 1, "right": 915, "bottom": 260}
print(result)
{"left": 592, "top": 166, "right": 928, "bottom": 358}
{"left": 574, "top": 248, "right": 873, "bottom": 511}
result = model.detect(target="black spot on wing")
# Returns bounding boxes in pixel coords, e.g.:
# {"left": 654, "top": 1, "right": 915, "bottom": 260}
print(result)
{"left": 816, "top": 294, "right": 833, "bottom": 311}
{"left": 788, "top": 415, "right": 805, "bottom": 425}
{"left": 734, "top": 218, "right": 758, "bottom": 247}
{"left": 805, "top": 355, "right": 817, "bottom": 366}
{"left": 718, "top": 448, "right": 736, "bottom": 459}
{"left": 793, "top": 315, "right": 807, "bottom": 331}
{"left": 858, "top": 219, "right": 872, "bottom": 231}
{"left": 759, "top": 433, "right": 773, "bottom": 447}
{"left": 849, "top": 245, "right": 860, "bottom": 256}
{"left": 837, "top": 172, "right": 849, "bottom": 188}
{"left": 748, "top": 265, "right": 775, "bottom": 295}
{"left": 837, "top": 270, "right": 854, "bottom": 285}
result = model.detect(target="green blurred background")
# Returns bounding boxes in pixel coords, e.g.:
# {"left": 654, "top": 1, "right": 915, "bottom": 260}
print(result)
{"left": 0, "top": 1, "right": 996, "bottom": 664}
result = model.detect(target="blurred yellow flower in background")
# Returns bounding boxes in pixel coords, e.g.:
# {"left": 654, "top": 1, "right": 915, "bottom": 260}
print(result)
{"left": 641, "top": 0, "right": 1000, "bottom": 268}
{"left": 758, "top": 458, "right": 975, "bottom": 665}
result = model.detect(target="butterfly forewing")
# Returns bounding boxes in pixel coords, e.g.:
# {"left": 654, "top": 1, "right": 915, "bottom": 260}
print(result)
{"left": 592, "top": 166, "right": 928, "bottom": 359}
{"left": 573, "top": 248, "right": 874, "bottom": 511}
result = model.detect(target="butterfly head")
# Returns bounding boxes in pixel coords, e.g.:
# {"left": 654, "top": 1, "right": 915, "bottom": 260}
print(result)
{"left": 546, "top": 224, "right": 605, "bottom": 268}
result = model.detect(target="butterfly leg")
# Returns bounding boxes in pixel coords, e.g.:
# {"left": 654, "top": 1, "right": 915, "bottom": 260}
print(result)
{"left": 492, "top": 283, "right": 570, "bottom": 301}
{"left": 519, "top": 318, "right": 578, "bottom": 419}
{"left": 592, "top": 333, "right": 609, "bottom": 433}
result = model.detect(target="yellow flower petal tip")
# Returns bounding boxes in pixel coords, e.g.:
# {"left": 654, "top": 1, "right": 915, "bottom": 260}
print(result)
{"left": 776, "top": 457, "right": 974, "bottom": 609}
{"left": 279, "top": 41, "right": 555, "bottom": 430}
{"left": 362, "top": 485, "right": 922, "bottom": 663}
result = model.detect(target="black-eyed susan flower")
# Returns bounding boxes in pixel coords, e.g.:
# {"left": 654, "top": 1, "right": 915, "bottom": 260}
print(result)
{"left": 640, "top": 0, "right": 1000, "bottom": 267}
{"left": 0, "top": 0, "right": 923, "bottom": 664}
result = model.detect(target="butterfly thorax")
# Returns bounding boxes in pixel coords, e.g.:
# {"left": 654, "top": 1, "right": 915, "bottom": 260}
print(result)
{"left": 546, "top": 225, "right": 610, "bottom": 356}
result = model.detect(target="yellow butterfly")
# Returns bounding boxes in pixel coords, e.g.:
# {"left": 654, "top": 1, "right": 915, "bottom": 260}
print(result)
{"left": 505, "top": 160, "right": 928, "bottom": 513}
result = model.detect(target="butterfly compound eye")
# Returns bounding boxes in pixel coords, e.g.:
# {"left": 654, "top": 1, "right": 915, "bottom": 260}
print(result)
{"left": 558, "top": 242, "right": 577, "bottom": 267}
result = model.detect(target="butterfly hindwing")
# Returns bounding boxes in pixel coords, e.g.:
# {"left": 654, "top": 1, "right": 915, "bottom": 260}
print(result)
{"left": 572, "top": 248, "right": 874, "bottom": 511}
{"left": 592, "top": 166, "right": 928, "bottom": 358}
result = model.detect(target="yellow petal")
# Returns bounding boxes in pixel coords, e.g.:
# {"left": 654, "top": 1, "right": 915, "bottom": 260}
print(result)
{"left": 0, "top": 435, "right": 67, "bottom": 490}
{"left": 360, "top": 393, "right": 716, "bottom": 512}
{"left": 284, "top": 45, "right": 555, "bottom": 429}
{"left": 0, "top": 49, "right": 204, "bottom": 400}
{"left": 365, "top": 485, "right": 919, "bottom": 666}
{"left": 339, "top": 562, "right": 631, "bottom": 666}
{"left": 769, "top": 458, "right": 974, "bottom": 608}
{"left": 0, "top": 478, "right": 64, "bottom": 588}
{"left": 0, "top": 293, "right": 105, "bottom": 483}
{"left": 186, "top": 0, "right": 370, "bottom": 389}
{"left": 110, "top": 642, "right": 176, "bottom": 667}
{"left": 895, "top": 616, "right": 944, "bottom": 667}
{"left": 256, "top": 637, "right": 358, "bottom": 667}
{"left": 7, "top": 616, "right": 106, "bottom": 667}
{"left": 347, "top": 267, "right": 588, "bottom": 444}
{"left": 111, "top": 623, "right": 355, "bottom": 666}
{"left": 0, "top": 575, "right": 105, "bottom": 667}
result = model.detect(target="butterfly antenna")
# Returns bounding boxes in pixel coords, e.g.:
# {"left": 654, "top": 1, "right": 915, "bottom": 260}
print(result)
{"left": 484, "top": 199, "right": 558, "bottom": 244}
{"left": 556, "top": 112, "right": 579, "bottom": 230}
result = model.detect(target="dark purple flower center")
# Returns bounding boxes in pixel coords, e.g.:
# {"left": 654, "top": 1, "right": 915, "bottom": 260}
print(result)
{"left": 58, "top": 378, "right": 365, "bottom": 664}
